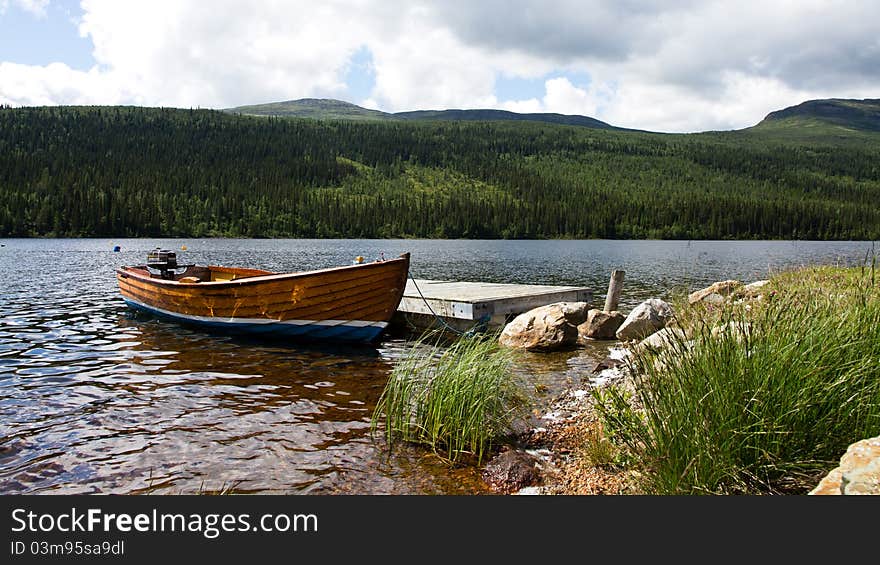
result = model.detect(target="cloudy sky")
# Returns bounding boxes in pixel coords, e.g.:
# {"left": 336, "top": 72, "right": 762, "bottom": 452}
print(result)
{"left": 1, "top": 0, "right": 878, "bottom": 132}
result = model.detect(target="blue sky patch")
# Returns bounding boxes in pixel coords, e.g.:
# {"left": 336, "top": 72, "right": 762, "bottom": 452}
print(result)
{"left": 343, "top": 45, "right": 376, "bottom": 102}
{"left": 0, "top": 0, "right": 95, "bottom": 70}
{"left": 495, "top": 71, "right": 593, "bottom": 103}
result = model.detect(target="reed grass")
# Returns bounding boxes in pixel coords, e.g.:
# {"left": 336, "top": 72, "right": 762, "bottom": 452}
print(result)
{"left": 595, "top": 264, "right": 880, "bottom": 494}
{"left": 371, "top": 332, "right": 527, "bottom": 464}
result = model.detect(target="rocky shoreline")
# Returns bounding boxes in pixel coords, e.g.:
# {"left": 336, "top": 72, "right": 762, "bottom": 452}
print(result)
{"left": 481, "top": 277, "right": 880, "bottom": 495}
{"left": 480, "top": 345, "right": 634, "bottom": 495}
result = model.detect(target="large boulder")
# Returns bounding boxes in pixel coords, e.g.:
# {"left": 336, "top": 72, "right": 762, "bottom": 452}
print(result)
{"left": 615, "top": 299, "right": 674, "bottom": 341}
{"left": 558, "top": 301, "right": 591, "bottom": 326}
{"left": 499, "top": 302, "right": 589, "bottom": 351}
{"left": 688, "top": 280, "right": 742, "bottom": 304}
{"left": 810, "top": 436, "right": 880, "bottom": 495}
{"left": 578, "top": 309, "right": 625, "bottom": 341}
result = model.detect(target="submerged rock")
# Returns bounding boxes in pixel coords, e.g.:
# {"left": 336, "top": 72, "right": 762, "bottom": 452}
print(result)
{"left": 578, "top": 308, "right": 625, "bottom": 341}
{"left": 592, "top": 355, "right": 625, "bottom": 374}
{"left": 688, "top": 280, "right": 743, "bottom": 304}
{"left": 615, "top": 299, "right": 674, "bottom": 341}
{"left": 499, "top": 302, "right": 589, "bottom": 351}
{"left": 481, "top": 449, "right": 541, "bottom": 494}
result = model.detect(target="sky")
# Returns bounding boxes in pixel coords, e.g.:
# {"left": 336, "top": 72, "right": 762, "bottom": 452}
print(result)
{"left": 0, "top": 0, "right": 878, "bottom": 133}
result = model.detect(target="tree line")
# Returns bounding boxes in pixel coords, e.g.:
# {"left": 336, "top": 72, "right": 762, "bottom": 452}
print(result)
{"left": 1, "top": 105, "right": 878, "bottom": 240}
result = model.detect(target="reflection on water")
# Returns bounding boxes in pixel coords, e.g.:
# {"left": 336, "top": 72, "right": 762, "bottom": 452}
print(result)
{"left": 0, "top": 238, "right": 875, "bottom": 494}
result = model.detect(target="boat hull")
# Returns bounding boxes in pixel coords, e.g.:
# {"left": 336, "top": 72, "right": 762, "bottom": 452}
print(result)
{"left": 116, "top": 253, "right": 409, "bottom": 343}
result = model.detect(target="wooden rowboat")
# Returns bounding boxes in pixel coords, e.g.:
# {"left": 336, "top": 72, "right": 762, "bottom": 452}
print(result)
{"left": 116, "top": 252, "right": 410, "bottom": 343}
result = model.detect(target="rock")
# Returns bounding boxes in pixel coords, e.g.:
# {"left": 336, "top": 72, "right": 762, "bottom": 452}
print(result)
{"left": 498, "top": 302, "right": 588, "bottom": 351}
{"left": 513, "top": 486, "right": 545, "bottom": 495}
{"left": 592, "top": 355, "right": 625, "bottom": 374}
{"left": 481, "top": 449, "right": 541, "bottom": 494}
{"left": 633, "top": 327, "right": 693, "bottom": 373}
{"left": 742, "top": 280, "right": 770, "bottom": 297}
{"left": 578, "top": 309, "right": 625, "bottom": 341}
{"left": 688, "top": 280, "right": 743, "bottom": 304}
{"left": 810, "top": 435, "right": 880, "bottom": 495}
{"left": 615, "top": 299, "right": 674, "bottom": 341}
{"left": 711, "top": 321, "right": 751, "bottom": 341}
{"left": 844, "top": 459, "right": 880, "bottom": 495}
{"left": 557, "top": 301, "right": 591, "bottom": 326}
{"left": 635, "top": 327, "right": 687, "bottom": 353}
{"left": 702, "top": 293, "right": 725, "bottom": 305}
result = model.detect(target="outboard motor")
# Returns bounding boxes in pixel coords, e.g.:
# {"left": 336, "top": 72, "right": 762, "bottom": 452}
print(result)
{"left": 147, "top": 248, "right": 178, "bottom": 279}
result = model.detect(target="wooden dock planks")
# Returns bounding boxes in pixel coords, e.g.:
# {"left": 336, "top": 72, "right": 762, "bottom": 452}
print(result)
{"left": 398, "top": 279, "right": 592, "bottom": 329}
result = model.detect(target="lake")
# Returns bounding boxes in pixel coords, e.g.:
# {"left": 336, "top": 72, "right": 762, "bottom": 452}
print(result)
{"left": 0, "top": 238, "right": 875, "bottom": 494}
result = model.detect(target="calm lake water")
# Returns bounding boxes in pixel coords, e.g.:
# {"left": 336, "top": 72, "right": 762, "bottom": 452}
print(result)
{"left": 0, "top": 238, "right": 875, "bottom": 494}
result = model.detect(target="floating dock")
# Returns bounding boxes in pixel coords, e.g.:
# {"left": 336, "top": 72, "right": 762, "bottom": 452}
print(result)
{"left": 395, "top": 279, "right": 592, "bottom": 331}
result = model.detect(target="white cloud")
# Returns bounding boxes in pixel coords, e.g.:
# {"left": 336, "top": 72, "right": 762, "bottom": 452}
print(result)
{"left": 543, "top": 77, "right": 602, "bottom": 117}
{"left": 500, "top": 98, "right": 543, "bottom": 114}
{"left": 367, "top": 24, "right": 497, "bottom": 111}
{"left": 75, "top": 0, "right": 372, "bottom": 108}
{"left": 496, "top": 72, "right": 872, "bottom": 133}
{"left": 0, "top": 0, "right": 878, "bottom": 131}
{"left": 1, "top": 0, "right": 49, "bottom": 18}
{"left": 498, "top": 77, "right": 609, "bottom": 119}
{"left": 0, "top": 62, "right": 127, "bottom": 106}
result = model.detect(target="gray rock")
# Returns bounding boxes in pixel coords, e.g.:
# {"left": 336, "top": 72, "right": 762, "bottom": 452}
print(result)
{"left": 499, "top": 302, "right": 588, "bottom": 351}
{"left": 742, "top": 280, "right": 771, "bottom": 297}
{"left": 688, "top": 280, "right": 742, "bottom": 304}
{"left": 578, "top": 308, "right": 625, "bottom": 341}
{"left": 711, "top": 321, "right": 751, "bottom": 341}
{"left": 635, "top": 327, "right": 687, "bottom": 353}
{"left": 556, "top": 301, "right": 591, "bottom": 326}
{"left": 703, "top": 293, "right": 725, "bottom": 305}
{"left": 615, "top": 299, "right": 674, "bottom": 341}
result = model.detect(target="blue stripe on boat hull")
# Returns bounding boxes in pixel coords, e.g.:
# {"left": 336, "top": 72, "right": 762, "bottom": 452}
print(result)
{"left": 122, "top": 298, "right": 387, "bottom": 343}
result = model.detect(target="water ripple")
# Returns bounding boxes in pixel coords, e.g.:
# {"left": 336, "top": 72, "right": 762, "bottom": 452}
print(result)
{"left": 1, "top": 238, "right": 874, "bottom": 494}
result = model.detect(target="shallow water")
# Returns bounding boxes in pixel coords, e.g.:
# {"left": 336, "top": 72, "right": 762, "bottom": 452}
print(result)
{"left": 0, "top": 238, "right": 874, "bottom": 494}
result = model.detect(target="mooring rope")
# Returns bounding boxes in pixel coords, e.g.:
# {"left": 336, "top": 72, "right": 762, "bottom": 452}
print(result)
{"left": 406, "top": 271, "right": 489, "bottom": 337}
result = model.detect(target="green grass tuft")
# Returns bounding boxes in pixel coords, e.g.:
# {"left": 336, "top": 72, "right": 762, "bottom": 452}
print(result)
{"left": 371, "top": 332, "right": 528, "bottom": 465}
{"left": 595, "top": 265, "right": 880, "bottom": 494}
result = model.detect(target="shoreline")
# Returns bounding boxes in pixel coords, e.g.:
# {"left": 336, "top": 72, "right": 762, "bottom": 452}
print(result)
{"left": 484, "top": 266, "right": 880, "bottom": 495}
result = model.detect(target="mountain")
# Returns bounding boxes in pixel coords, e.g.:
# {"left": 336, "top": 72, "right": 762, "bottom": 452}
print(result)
{"left": 225, "top": 98, "right": 620, "bottom": 130}
{"left": 228, "top": 97, "right": 880, "bottom": 139}
{"left": 747, "top": 98, "right": 880, "bottom": 140}
{"left": 225, "top": 98, "right": 391, "bottom": 121}
{"left": 394, "top": 108, "right": 618, "bottom": 129}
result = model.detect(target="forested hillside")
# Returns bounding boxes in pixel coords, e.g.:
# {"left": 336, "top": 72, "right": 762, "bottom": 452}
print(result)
{"left": 224, "top": 98, "right": 619, "bottom": 129}
{"left": 1, "top": 105, "right": 879, "bottom": 239}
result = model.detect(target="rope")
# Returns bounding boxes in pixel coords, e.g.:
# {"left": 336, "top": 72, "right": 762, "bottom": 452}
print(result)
{"left": 407, "top": 271, "right": 489, "bottom": 337}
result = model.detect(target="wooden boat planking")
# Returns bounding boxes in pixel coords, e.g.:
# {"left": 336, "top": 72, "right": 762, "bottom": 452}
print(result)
{"left": 116, "top": 268, "right": 404, "bottom": 317}
{"left": 116, "top": 252, "right": 410, "bottom": 342}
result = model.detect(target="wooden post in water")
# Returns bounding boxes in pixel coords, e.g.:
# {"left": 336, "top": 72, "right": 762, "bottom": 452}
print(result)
{"left": 603, "top": 269, "right": 625, "bottom": 312}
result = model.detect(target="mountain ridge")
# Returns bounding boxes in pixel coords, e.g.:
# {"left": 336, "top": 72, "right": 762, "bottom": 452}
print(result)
{"left": 760, "top": 98, "right": 880, "bottom": 130}
{"left": 224, "top": 98, "right": 622, "bottom": 130}
{"left": 745, "top": 98, "right": 880, "bottom": 140}
{"left": 225, "top": 96, "right": 880, "bottom": 137}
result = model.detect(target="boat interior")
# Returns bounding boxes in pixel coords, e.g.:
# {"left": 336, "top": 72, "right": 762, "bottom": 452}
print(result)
{"left": 131, "top": 265, "right": 275, "bottom": 283}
